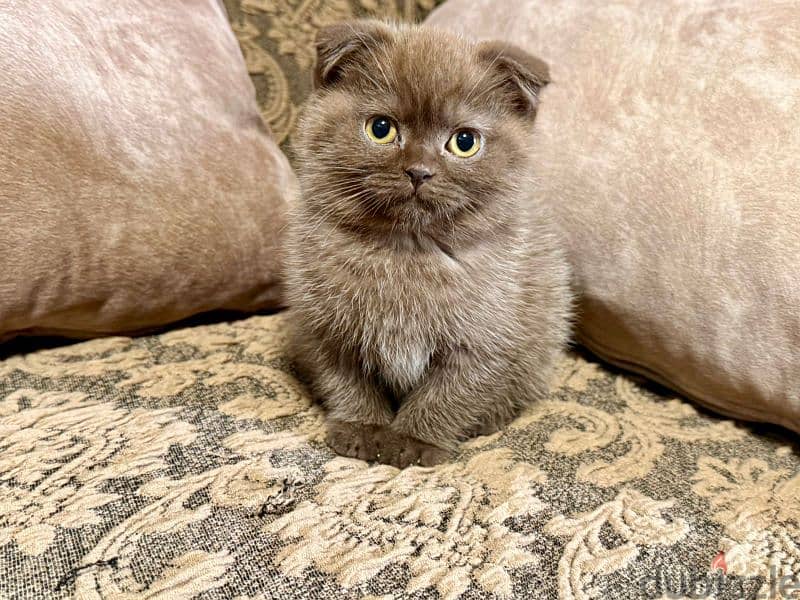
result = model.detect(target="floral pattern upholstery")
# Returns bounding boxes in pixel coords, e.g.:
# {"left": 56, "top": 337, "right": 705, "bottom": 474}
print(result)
{"left": 1, "top": 314, "right": 797, "bottom": 599}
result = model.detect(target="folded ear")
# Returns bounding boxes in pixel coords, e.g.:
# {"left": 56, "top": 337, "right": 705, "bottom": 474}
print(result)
{"left": 314, "top": 20, "right": 394, "bottom": 88}
{"left": 477, "top": 41, "right": 550, "bottom": 116}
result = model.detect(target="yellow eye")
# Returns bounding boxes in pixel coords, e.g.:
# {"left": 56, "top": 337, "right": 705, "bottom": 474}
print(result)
{"left": 447, "top": 130, "right": 481, "bottom": 158}
{"left": 365, "top": 116, "right": 398, "bottom": 144}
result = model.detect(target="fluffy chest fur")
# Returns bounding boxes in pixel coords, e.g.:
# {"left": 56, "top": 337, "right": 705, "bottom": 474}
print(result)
{"left": 290, "top": 225, "right": 518, "bottom": 393}
{"left": 372, "top": 319, "right": 431, "bottom": 393}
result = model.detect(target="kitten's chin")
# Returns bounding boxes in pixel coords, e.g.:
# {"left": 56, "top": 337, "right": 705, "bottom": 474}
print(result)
{"left": 387, "top": 192, "right": 440, "bottom": 228}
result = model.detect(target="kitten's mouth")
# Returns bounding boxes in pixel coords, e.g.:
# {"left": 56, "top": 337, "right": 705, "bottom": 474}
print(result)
{"left": 384, "top": 188, "right": 427, "bottom": 207}
{"left": 363, "top": 181, "right": 447, "bottom": 231}
{"left": 406, "top": 185, "right": 433, "bottom": 204}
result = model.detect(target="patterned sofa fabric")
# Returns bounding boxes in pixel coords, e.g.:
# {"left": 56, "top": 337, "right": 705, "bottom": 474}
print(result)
{"left": 0, "top": 314, "right": 797, "bottom": 598}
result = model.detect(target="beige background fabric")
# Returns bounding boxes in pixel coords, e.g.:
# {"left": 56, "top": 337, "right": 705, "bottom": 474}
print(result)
{"left": 0, "top": 0, "right": 296, "bottom": 341}
{"left": 428, "top": 0, "right": 800, "bottom": 434}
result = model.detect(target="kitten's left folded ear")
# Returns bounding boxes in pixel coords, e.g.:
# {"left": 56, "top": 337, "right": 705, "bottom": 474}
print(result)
{"left": 314, "top": 20, "right": 394, "bottom": 89}
{"left": 477, "top": 41, "right": 550, "bottom": 116}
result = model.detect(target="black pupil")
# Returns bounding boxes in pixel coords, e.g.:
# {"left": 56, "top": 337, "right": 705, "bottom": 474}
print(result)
{"left": 371, "top": 118, "right": 391, "bottom": 139}
{"left": 456, "top": 131, "right": 474, "bottom": 152}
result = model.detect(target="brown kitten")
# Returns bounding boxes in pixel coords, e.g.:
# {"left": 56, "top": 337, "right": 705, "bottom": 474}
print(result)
{"left": 285, "top": 21, "right": 572, "bottom": 468}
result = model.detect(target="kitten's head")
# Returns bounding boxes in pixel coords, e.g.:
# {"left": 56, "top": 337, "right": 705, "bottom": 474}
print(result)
{"left": 295, "top": 21, "right": 549, "bottom": 238}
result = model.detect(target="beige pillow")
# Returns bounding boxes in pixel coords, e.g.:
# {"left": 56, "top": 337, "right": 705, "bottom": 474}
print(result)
{"left": 428, "top": 0, "right": 800, "bottom": 433}
{"left": 0, "top": 0, "right": 296, "bottom": 341}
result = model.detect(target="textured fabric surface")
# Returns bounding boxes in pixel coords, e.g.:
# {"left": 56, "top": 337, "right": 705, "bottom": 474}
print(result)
{"left": 222, "top": 0, "right": 442, "bottom": 159}
{"left": 0, "top": 0, "right": 295, "bottom": 342}
{"left": 1, "top": 315, "right": 797, "bottom": 599}
{"left": 427, "top": 0, "right": 800, "bottom": 434}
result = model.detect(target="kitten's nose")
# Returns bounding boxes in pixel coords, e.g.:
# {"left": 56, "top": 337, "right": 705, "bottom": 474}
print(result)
{"left": 404, "top": 166, "right": 434, "bottom": 189}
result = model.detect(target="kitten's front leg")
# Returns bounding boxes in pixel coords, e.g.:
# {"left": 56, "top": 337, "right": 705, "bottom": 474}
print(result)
{"left": 312, "top": 356, "right": 394, "bottom": 461}
{"left": 315, "top": 355, "right": 450, "bottom": 468}
{"left": 385, "top": 348, "right": 512, "bottom": 467}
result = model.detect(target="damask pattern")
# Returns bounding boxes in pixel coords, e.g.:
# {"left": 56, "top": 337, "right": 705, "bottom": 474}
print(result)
{"left": 1, "top": 314, "right": 797, "bottom": 599}
{"left": 221, "top": 0, "right": 440, "bottom": 160}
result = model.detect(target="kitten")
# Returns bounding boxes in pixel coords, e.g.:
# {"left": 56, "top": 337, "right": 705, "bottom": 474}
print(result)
{"left": 285, "top": 20, "right": 572, "bottom": 468}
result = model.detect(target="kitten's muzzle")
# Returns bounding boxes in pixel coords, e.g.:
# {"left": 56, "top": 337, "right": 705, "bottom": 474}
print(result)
{"left": 405, "top": 166, "right": 434, "bottom": 190}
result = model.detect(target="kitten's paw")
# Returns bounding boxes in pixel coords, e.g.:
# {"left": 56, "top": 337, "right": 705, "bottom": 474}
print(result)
{"left": 325, "top": 420, "right": 380, "bottom": 461}
{"left": 326, "top": 420, "right": 449, "bottom": 467}
{"left": 373, "top": 429, "right": 449, "bottom": 468}
{"left": 467, "top": 421, "right": 501, "bottom": 438}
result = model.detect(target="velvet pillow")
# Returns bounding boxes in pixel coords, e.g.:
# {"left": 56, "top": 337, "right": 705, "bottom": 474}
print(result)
{"left": 428, "top": 0, "right": 800, "bottom": 433}
{"left": 0, "top": 0, "right": 295, "bottom": 341}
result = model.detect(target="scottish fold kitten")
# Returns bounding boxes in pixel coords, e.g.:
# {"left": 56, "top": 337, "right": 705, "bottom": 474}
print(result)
{"left": 285, "top": 21, "right": 572, "bottom": 467}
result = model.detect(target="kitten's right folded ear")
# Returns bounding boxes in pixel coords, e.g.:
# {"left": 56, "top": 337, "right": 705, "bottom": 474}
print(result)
{"left": 314, "top": 20, "right": 394, "bottom": 89}
{"left": 477, "top": 41, "right": 550, "bottom": 116}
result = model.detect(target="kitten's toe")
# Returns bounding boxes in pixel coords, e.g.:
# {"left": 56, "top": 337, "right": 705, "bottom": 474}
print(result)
{"left": 326, "top": 420, "right": 377, "bottom": 461}
{"left": 417, "top": 444, "right": 449, "bottom": 467}
{"left": 371, "top": 428, "right": 403, "bottom": 466}
{"left": 374, "top": 430, "right": 449, "bottom": 468}
{"left": 469, "top": 421, "right": 501, "bottom": 438}
{"left": 395, "top": 446, "right": 417, "bottom": 469}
